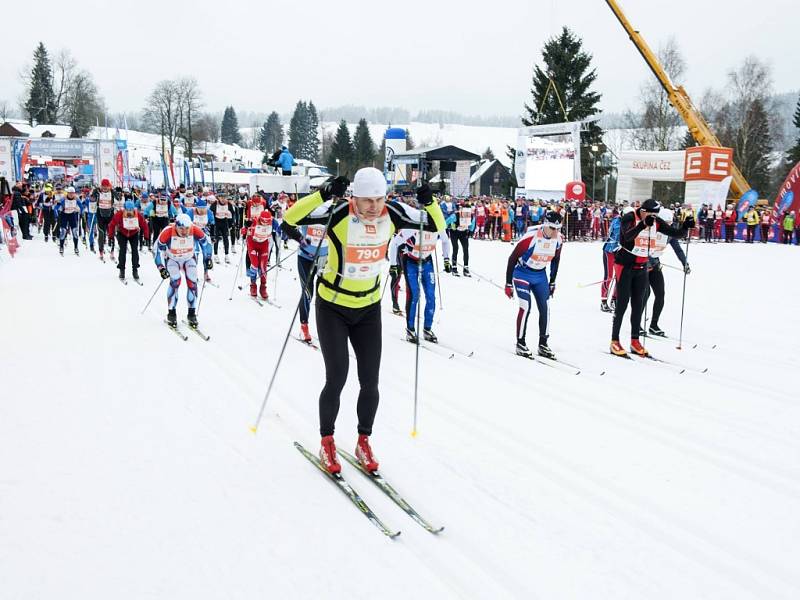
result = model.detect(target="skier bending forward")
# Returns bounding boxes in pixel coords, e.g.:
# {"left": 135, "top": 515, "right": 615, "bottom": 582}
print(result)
{"left": 154, "top": 213, "right": 213, "bottom": 329}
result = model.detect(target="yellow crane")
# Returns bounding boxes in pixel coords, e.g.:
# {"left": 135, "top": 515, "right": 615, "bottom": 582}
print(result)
{"left": 605, "top": 0, "right": 751, "bottom": 198}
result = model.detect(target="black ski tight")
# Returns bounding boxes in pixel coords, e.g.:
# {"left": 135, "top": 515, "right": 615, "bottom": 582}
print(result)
{"left": 316, "top": 298, "right": 381, "bottom": 437}
{"left": 643, "top": 266, "right": 665, "bottom": 329}
{"left": 151, "top": 217, "right": 169, "bottom": 246}
{"left": 214, "top": 220, "right": 230, "bottom": 255}
{"left": 117, "top": 233, "right": 140, "bottom": 274}
{"left": 612, "top": 265, "right": 648, "bottom": 341}
{"left": 451, "top": 228, "right": 470, "bottom": 267}
{"left": 43, "top": 209, "right": 55, "bottom": 238}
{"left": 704, "top": 220, "right": 714, "bottom": 242}
{"left": 97, "top": 214, "right": 113, "bottom": 251}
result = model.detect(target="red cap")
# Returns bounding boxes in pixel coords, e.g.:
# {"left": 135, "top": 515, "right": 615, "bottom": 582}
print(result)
{"left": 101, "top": 178, "right": 111, "bottom": 187}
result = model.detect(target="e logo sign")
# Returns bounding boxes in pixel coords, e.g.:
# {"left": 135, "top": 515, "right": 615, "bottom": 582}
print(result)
{"left": 684, "top": 146, "right": 733, "bottom": 182}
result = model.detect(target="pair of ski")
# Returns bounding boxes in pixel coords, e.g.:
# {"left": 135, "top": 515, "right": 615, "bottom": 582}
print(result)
{"left": 609, "top": 349, "right": 708, "bottom": 374}
{"left": 404, "top": 338, "right": 454, "bottom": 360}
{"left": 425, "top": 338, "right": 474, "bottom": 359}
{"left": 250, "top": 295, "right": 282, "bottom": 309}
{"left": 164, "top": 320, "right": 210, "bottom": 341}
{"left": 119, "top": 277, "right": 144, "bottom": 287}
{"left": 643, "top": 331, "right": 717, "bottom": 351}
{"left": 518, "top": 352, "right": 586, "bottom": 376}
{"left": 402, "top": 335, "right": 474, "bottom": 360}
{"left": 296, "top": 337, "right": 319, "bottom": 351}
{"left": 295, "top": 442, "right": 443, "bottom": 539}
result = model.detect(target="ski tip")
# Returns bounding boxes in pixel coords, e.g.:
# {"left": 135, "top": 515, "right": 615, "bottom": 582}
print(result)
{"left": 599, "top": 370, "right": 606, "bottom": 376}
{"left": 388, "top": 531, "right": 402, "bottom": 539}
{"left": 679, "top": 368, "right": 686, "bottom": 374}
{"left": 701, "top": 368, "right": 709, "bottom": 374}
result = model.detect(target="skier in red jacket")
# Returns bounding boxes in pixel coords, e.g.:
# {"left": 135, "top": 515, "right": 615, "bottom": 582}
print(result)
{"left": 723, "top": 204, "right": 737, "bottom": 243}
{"left": 241, "top": 210, "right": 274, "bottom": 300}
{"left": 108, "top": 200, "right": 149, "bottom": 281}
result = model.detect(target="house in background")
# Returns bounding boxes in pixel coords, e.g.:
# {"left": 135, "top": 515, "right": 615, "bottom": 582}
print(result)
{"left": 469, "top": 158, "right": 512, "bottom": 197}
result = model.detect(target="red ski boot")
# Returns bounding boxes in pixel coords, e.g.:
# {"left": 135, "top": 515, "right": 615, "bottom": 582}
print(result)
{"left": 300, "top": 323, "right": 312, "bottom": 343}
{"left": 630, "top": 339, "right": 650, "bottom": 357}
{"left": 355, "top": 434, "right": 379, "bottom": 473}
{"left": 319, "top": 435, "right": 341, "bottom": 474}
{"left": 259, "top": 277, "right": 268, "bottom": 300}
{"left": 610, "top": 339, "right": 628, "bottom": 357}
{"left": 249, "top": 281, "right": 257, "bottom": 297}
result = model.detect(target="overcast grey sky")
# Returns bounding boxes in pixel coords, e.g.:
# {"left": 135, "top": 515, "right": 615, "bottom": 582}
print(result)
{"left": 1, "top": 0, "right": 797, "bottom": 121}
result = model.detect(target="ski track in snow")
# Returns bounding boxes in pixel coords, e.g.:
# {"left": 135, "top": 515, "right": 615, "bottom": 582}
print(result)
{"left": 1, "top": 236, "right": 799, "bottom": 600}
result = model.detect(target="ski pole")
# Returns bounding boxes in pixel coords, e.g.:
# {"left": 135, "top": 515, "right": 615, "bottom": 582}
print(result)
{"left": 676, "top": 233, "right": 691, "bottom": 350}
{"left": 577, "top": 277, "right": 613, "bottom": 288}
{"left": 228, "top": 237, "right": 246, "bottom": 301}
{"left": 433, "top": 247, "right": 443, "bottom": 311}
{"left": 265, "top": 248, "right": 297, "bottom": 274}
{"left": 141, "top": 278, "right": 165, "bottom": 315}
{"left": 380, "top": 264, "right": 392, "bottom": 302}
{"left": 641, "top": 226, "right": 652, "bottom": 349}
{"left": 459, "top": 263, "right": 503, "bottom": 290}
{"left": 196, "top": 270, "right": 208, "bottom": 315}
{"left": 412, "top": 212, "right": 425, "bottom": 438}
{"left": 273, "top": 242, "right": 281, "bottom": 302}
{"left": 250, "top": 199, "right": 339, "bottom": 434}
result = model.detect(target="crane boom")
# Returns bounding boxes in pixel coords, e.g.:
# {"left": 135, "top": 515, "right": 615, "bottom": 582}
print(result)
{"left": 605, "top": 0, "right": 751, "bottom": 198}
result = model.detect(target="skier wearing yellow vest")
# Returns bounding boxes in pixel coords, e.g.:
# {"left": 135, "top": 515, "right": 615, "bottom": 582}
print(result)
{"left": 283, "top": 168, "right": 445, "bottom": 474}
{"left": 783, "top": 211, "right": 796, "bottom": 244}
{"left": 743, "top": 206, "right": 759, "bottom": 243}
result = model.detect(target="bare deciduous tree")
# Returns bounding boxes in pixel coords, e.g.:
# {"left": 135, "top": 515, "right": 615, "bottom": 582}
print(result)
{"left": 143, "top": 80, "right": 183, "bottom": 159}
{"left": 176, "top": 77, "right": 203, "bottom": 158}
{"left": 52, "top": 49, "right": 77, "bottom": 122}
{"left": 716, "top": 56, "right": 775, "bottom": 194}
{"left": 0, "top": 100, "right": 13, "bottom": 121}
{"left": 624, "top": 37, "right": 686, "bottom": 151}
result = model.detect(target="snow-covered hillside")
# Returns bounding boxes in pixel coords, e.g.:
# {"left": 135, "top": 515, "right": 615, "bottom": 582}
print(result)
{"left": 2, "top": 237, "right": 799, "bottom": 599}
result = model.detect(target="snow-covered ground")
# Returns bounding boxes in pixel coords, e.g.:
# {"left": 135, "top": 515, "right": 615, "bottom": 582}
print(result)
{"left": 1, "top": 235, "right": 799, "bottom": 599}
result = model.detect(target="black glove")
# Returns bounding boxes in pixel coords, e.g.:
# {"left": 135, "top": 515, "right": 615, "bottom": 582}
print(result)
{"left": 389, "top": 265, "right": 400, "bottom": 278}
{"left": 416, "top": 183, "right": 434, "bottom": 206}
{"left": 319, "top": 176, "right": 350, "bottom": 201}
{"left": 684, "top": 262, "right": 691, "bottom": 275}
{"left": 549, "top": 282, "right": 556, "bottom": 298}
{"left": 443, "top": 258, "right": 452, "bottom": 273}
{"left": 204, "top": 258, "right": 213, "bottom": 270}
{"left": 644, "top": 214, "right": 656, "bottom": 227}
{"left": 158, "top": 265, "right": 169, "bottom": 280}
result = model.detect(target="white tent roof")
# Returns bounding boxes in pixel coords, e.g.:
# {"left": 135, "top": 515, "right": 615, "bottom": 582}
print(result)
{"left": 29, "top": 124, "right": 73, "bottom": 138}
